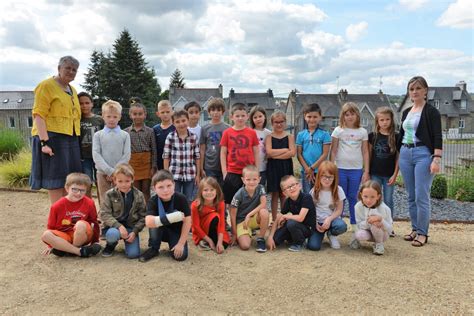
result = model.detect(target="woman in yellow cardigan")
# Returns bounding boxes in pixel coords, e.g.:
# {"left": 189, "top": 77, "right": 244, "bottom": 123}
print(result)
{"left": 30, "top": 56, "right": 83, "bottom": 204}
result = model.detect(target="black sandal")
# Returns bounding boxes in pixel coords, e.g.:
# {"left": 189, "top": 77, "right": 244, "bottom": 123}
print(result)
{"left": 403, "top": 230, "right": 417, "bottom": 241}
{"left": 412, "top": 235, "right": 429, "bottom": 247}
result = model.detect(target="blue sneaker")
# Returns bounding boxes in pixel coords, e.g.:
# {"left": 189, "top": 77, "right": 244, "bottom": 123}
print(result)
{"left": 288, "top": 244, "right": 303, "bottom": 252}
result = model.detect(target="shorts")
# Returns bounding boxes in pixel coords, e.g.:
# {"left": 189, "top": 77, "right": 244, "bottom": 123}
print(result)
{"left": 236, "top": 214, "right": 260, "bottom": 238}
{"left": 223, "top": 172, "right": 243, "bottom": 204}
{"left": 50, "top": 220, "right": 93, "bottom": 244}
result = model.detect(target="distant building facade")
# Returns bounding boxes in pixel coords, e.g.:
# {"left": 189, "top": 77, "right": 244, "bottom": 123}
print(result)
{"left": 0, "top": 91, "right": 34, "bottom": 145}
{"left": 226, "top": 88, "right": 277, "bottom": 127}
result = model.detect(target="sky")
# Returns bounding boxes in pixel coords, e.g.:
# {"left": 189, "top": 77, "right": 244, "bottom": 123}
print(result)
{"left": 0, "top": 0, "right": 473, "bottom": 96}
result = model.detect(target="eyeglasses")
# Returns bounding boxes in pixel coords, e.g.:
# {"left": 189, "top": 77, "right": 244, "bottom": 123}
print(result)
{"left": 321, "top": 176, "right": 335, "bottom": 181}
{"left": 70, "top": 187, "right": 87, "bottom": 194}
{"left": 273, "top": 120, "right": 286, "bottom": 125}
{"left": 284, "top": 182, "right": 299, "bottom": 191}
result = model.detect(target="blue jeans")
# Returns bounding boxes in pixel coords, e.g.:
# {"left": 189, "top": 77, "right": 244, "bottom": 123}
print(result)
{"left": 81, "top": 158, "right": 96, "bottom": 182}
{"left": 175, "top": 180, "right": 194, "bottom": 204}
{"left": 105, "top": 227, "right": 141, "bottom": 259}
{"left": 301, "top": 173, "right": 315, "bottom": 194}
{"left": 399, "top": 145, "right": 434, "bottom": 236}
{"left": 149, "top": 226, "right": 188, "bottom": 261}
{"left": 338, "top": 168, "right": 363, "bottom": 224}
{"left": 307, "top": 218, "right": 347, "bottom": 251}
{"left": 259, "top": 171, "right": 267, "bottom": 187}
{"left": 272, "top": 219, "right": 312, "bottom": 246}
{"left": 371, "top": 175, "right": 395, "bottom": 218}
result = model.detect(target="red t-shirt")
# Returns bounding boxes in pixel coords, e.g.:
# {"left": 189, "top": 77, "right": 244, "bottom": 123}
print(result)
{"left": 191, "top": 200, "right": 230, "bottom": 245}
{"left": 47, "top": 196, "right": 100, "bottom": 243}
{"left": 220, "top": 127, "right": 259, "bottom": 174}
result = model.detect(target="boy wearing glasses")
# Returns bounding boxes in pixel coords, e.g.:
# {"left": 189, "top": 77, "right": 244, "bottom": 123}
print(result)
{"left": 267, "top": 175, "right": 316, "bottom": 252}
{"left": 41, "top": 173, "right": 102, "bottom": 257}
{"left": 296, "top": 103, "right": 331, "bottom": 193}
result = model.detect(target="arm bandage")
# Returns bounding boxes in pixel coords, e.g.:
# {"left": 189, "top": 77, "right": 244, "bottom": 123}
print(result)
{"left": 153, "top": 211, "right": 184, "bottom": 227}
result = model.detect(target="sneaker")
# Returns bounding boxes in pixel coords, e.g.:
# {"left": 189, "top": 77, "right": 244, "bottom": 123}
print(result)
{"left": 102, "top": 242, "right": 117, "bottom": 257}
{"left": 389, "top": 230, "right": 396, "bottom": 237}
{"left": 288, "top": 244, "right": 303, "bottom": 252}
{"left": 256, "top": 238, "right": 267, "bottom": 253}
{"left": 139, "top": 248, "right": 159, "bottom": 262}
{"left": 79, "top": 243, "right": 102, "bottom": 257}
{"left": 349, "top": 238, "right": 361, "bottom": 249}
{"left": 328, "top": 235, "right": 341, "bottom": 249}
{"left": 51, "top": 248, "right": 67, "bottom": 257}
{"left": 373, "top": 243, "right": 385, "bottom": 255}
{"left": 198, "top": 240, "right": 211, "bottom": 251}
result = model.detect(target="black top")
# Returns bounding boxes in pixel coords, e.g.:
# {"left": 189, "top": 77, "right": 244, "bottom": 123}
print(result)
{"left": 397, "top": 102, "right": 442, "bottom": 154}
{"left": 281, "top": 192, "right": 316, "bottom": 230}
{"left": 146, "top": 192, "right": 190, "bottom": 230}
{"left": 369, "top": 132, "right": 400, "bottom": 177}
{"left": 117, "top": 190, "right": 134, "bottom": 227}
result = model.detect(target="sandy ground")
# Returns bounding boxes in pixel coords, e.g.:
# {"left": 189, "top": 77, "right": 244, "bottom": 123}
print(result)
{"left": 0, "top": 191, "right": 472, "bottom": 315}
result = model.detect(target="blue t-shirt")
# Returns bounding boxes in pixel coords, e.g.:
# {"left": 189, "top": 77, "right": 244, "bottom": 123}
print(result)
{"left": 153, "top": 124, "right": 176, "bottom": 170}
{"left": 296, "top": 128, "right": 331, "bottom": 173}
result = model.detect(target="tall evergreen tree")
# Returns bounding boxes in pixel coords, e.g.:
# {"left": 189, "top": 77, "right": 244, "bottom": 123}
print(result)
{"left": 169, "top": 68, "right": 185, "bottom": 88}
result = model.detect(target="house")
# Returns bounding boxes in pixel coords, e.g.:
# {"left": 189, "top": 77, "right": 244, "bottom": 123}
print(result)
{"left": 399, "top": 81, "right": 474, "bottom": 134}
{"left": 286, "top": 89, "right": 396, "bottom": 134}
{"left": 226, "top": 89, "right": 277, "bottom": 127}
{"left": 169, "top": 84, "right": 223, "bottom": 125}
{"left": 0, "top": 91, "right": 34, "bottom": 145}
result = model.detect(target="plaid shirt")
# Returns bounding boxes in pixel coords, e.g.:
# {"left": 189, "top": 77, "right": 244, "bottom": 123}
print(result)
{"left": 125, "top": 125, "right": 158, "bottom": 169}
{"left": 163, "top": 130, "right": 200, "bottom": 181}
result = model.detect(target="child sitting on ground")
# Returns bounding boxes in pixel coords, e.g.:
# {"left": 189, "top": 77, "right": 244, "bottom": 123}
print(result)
{"left": 267, "top": 175, "right": 316, "bottom": 252}
{"left": 41, "top": 173, "right": 101, "bottom": 257}
{"left": 100, "top": 164, "right": 147, "bottom": 258}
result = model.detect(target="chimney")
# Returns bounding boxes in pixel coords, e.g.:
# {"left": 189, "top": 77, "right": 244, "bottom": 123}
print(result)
{"left": 169, "top": 86, "right": 175, "bottom": 95}
{"left": 267, "top": 88, "right": 273, "bottom": 98}
{"left": 229, "top": 88, "right": 235, "bottom": 98}
{"left": 378, "top": 89, "right": 384, "bottom": 101}
{"left": 456, "top": 81, "right": 467, "bottom": 91}
{"left": 218, "top": 84, "right": 223, "bottom": 96}
{"left": 339, "top": 89, "right": 348, "bottom": 101}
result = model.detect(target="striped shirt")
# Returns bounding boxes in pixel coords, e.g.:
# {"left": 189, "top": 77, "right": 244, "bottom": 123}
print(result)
{"left": 163, "top": 130, "right": 200, "bottom": 181}
{"left": 125, "top": 125, "right": 157, "bottom": 169}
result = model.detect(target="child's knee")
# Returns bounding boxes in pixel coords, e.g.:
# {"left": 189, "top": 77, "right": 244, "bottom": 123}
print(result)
{"left": 259, "top": 209, "right": 269, "bottom": 220}
{"left": 41, "top": 230, "right": 54, "bottom": 242}
{"left": 238, "top": 237, "right": 251, "bottom": 250}
{"left": 126, "top": 248, "right": 141, "bottom": 259}
{"left": 173, "top": 249, "right": 188, "bottom": 261}
{"left": 74, "top": 220, "right": 88, "bottom": 232}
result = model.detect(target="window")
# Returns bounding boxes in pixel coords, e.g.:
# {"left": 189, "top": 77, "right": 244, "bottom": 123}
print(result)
{"left": 461, "top": 100, "right": 467, "bottom": 110}
{"left": 27, "top": 116, "right": 33, "bottom": 128}
{"left": 459, "top": 118, "right": 465, "bottom": 129}
{"left": 361, "top": 118, "right": 369, "bottom": 126}
{"left": 2, "top": 98, "right": 8, "bottom": 103}
{"left": 332, "top": 119, "right": 338, "bottom": 127}
{"left": 434, "top": 100, "right": 440, "bottom": 109}
{"left": 17, "top": 98, "right": 23, "bottom": 103}
{"left": 9, "top": 117, "right": 15, "bottom": 128}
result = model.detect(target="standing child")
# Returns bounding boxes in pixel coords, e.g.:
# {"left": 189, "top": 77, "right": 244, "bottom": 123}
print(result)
{"left": 139, "top": 170, "right": 192, "bottom": 262}
{"left": 125, "top": 101, "right": 157, "bottom": 202}
{"left": 41, "top": 173, "right": 101, "bottom": 257}
{"left": 191, "top": 177, "right": 230, "bottom": 253}
{"left": 353, "top": 180, "right": 393, "bottom": 255}
{"left": 296, "top": 103, "right": 331, "bottom": 193}
{"left": 307, "top": 161, "right": 347, "bottom": 251}
{"left": 153, "top": 100, "right": 175, "bottom": 171}
{"left": 163, "top": 110, "right": 201, "bottom": 203}
{"left": 100, "top": 164, "right": 147, "bottom": 258}
{"left": 230, "top": 165, "right": 269, "bottom": 252}
{"left": 265, "top": 111, "right": 296, "bottom": 222}
{"left": 78, "top": 92, "right": 104, "bottom": 198}
{"left": 249, "top": 105, "right": 271, "bottom": 186}
{"left": 200, "top": 98, "right": 230, "bottom": 187}
{"left": 220, "top": 103, "right": 259, "bottom": 206}
{"left": 330, "top": 102, "right": 369, "bottom": 249}
{"left": 368, "top": 107, "right": 399, "bottom": 236}
{"left": 93, "top": 100, "right": 131, "bottom": 204}
{"left": 267, "top": 175, "right": 316, "bottom": 252}
{"left": 185, "top": 101, "right": 202, "bottom": 144}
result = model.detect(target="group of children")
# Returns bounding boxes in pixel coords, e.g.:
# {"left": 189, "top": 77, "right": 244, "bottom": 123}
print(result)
{"left": 42, "top": 96, "right": 400, "bottom": 260}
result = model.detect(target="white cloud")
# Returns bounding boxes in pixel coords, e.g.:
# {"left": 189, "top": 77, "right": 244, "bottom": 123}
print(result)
{"left": 437, "top": 0, "right": 474, "bottom": 29}
{"left": 298, "top": 31, "right": 345, "bottom": 57}
{"left": 345, "top": 21, "right": 368, "bottom": 42}
{"left": 398, "top": 0, "right": 429, "bottom": 11}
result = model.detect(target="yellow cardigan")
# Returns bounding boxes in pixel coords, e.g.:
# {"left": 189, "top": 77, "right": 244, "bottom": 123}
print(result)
{"left": 31, "top": 77, "right": 81, "bottom": 136}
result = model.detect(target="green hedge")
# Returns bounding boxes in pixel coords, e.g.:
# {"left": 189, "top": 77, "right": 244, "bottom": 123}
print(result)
{"left": 0, "top": 129, "right": 25, "bottom": 160}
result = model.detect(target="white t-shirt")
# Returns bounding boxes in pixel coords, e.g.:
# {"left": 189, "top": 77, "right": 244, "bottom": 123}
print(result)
{"left": 331, "top": 126, "right": 368, "bottom": 169}
{"left": 188, "top": 125, "right": 202, "bottom": 144}
{"left": 310, "top": 186, "right": 346, "bottom": 223}
{"left": 255, "top": 128, "right": 271, "bottom": 172}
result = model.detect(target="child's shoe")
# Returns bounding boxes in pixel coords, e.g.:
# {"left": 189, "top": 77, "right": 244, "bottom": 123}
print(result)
{"left": 80, "top": 243, "right": 102, "bottom": 257}
{"left": 288, "top": 244, "right": 303, "bottom": 252}
{"left": 102, "top": 242, "right": 117, "bottom": 257}
{"left": 139, "top": 247, "right": 159, "bottom": 262}
{"left": 198, "top": 240, "right": 211, "bottom": 251}
{"left": 328, "top": 234, "right": 341, "bottom": 249}
{"left": 389, "top": 230, "right": 396, "bottom": 237}
{"left": 373, "top": 243, "right": 385, "bottom": 255}
{"left": 256, "top": 237, "right": 267, "bottom": 253}
{"left": 349, "top": 237, "right": 360, "bottom": 249}
{"left": 51, "top": 248, "right": 67, "bottom": 257}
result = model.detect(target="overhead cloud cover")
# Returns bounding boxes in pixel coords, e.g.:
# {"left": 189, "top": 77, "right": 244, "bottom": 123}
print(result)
{"left": 0, "top": 0, "right": 472, "bottom": 95}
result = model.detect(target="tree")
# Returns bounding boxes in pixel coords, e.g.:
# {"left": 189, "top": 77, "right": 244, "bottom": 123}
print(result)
{"left": 169, "top": 68, "right": 185, "bottom": 88}
{"left": 82, "top": 29, "right": 161, "bottom": 124}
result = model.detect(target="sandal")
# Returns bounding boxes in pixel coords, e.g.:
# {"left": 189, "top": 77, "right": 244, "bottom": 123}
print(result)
{"left": 403, "top": 230, "right": 417, "bottom": 241}
{"left": 412, "top": 235, "right": 429, "bottom": 247}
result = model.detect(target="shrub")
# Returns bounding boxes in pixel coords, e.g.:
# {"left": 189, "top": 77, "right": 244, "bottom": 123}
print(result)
{"left": 395, "top": 174, "right": 404, "bottom": 187}
{"left": 430, "top": 174, "right": 447, "bottom": 199}
{"left": 0, "top": 129, "right": 25, "bottom": 160}
{"left": 0, "top": 150, "right": 31, "bottom": 187}
{"left": 448, "top": 167, "right": 474, "bottom": 202}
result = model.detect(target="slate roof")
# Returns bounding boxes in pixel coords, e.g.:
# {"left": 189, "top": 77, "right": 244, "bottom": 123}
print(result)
{"left": 169, "top": 86, "right": 223, "bottom": 111}
{"left": 227, "top": 89, "right": 277, "bottom": 111}
{"left": 0, "top": 91, "right": 34, "bottom": 110}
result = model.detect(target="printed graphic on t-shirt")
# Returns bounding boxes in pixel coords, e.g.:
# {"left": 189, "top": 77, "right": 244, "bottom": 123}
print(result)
{"left": 374, "top": 138, "right": 390, "bottom": 159}
{"left": 209, "top": 131, "right": 223, "bottom": 152}
{"left": 230, "top": 134, "right": 253, "bottom": 168}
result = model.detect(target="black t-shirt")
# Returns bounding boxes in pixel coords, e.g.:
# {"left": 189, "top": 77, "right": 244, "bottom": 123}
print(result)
{"left": 281, "top": 192, "right": 316, "bottom": 230}
{"left": 368, "top": 132, "right": 399, "bottom": 177}
{"left": 146, "top": 192, "right": 190, "bottom": 230}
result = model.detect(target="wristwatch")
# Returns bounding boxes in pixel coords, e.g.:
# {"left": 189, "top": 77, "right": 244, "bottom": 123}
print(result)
{"left": 40, "top": 139, "right": 50, "bottom": 147}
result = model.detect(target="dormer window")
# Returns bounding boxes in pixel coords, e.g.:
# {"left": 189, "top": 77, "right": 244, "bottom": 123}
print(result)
{"left": 17, "top": 98, "right": 23, "bottom": 103}
{"left": 433, "top": 100, "right": 440, "bottom": 109}
{"left": 2, "top": 99, "right": 8, "bottom": 103}
{"left": 460, "top": 100, "right": 467, "bottom": 110}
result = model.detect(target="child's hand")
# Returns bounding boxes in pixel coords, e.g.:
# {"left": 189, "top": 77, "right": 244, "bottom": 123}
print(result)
{"left": 106, "top": 175, "right": 113, "bottom": 182}
{"left": 125, "top": 232, "right": 136, "bottom": 243}
{"left": 278, "top": 216, "right": 286, "bottom": 228}
{"left": 216, "top": 242, "right": 224, "bottom": 254}
{"left": 195, "top": 175, "right": 200, "bottom": 186}
{"left": 171, "top": 243, "right": 185, "bottom": 259}
{"left": 316, "top": 223, "right": 325, "bottom": 233}
{"left": 388, "top": 175, "right": 396, "bottom": 186}
{"left": 243, "top": 215, "right": 251, "bottom": 230}
{"left": 119, "top": 226, "right": 129, "bottom": 239}
{"left": 362, "top": 172, "right": 370, "bottom": 183}
{"left": 367, "top": 215, "right": 382, "bottom": 224}
{"left": 373, "top": 221, "right": 384, "bottom": 229}
{"left": 321, "top": 218, "right": 331, "bottom": 231}
{"left": 204, "top": 236, "right": 216, "bottom": 250}
{"left": 42, "top": 247, "right": 52, "bottom": 256}
{"left": 230, "top": 234, "right": 237, "bottom": 246}
{"left": 267, "top": 237, "right": 276, "bottom": 250}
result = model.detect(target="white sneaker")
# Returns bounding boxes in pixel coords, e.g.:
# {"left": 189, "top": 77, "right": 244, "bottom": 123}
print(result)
{"left": 373, "top": 243, "right": 385, "bottom": 255}
{"left": 328, "top": 235, "right": 341, "bottom": 249}
{"left": 349, "top": 238, "right": 360, "bottom": 249}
